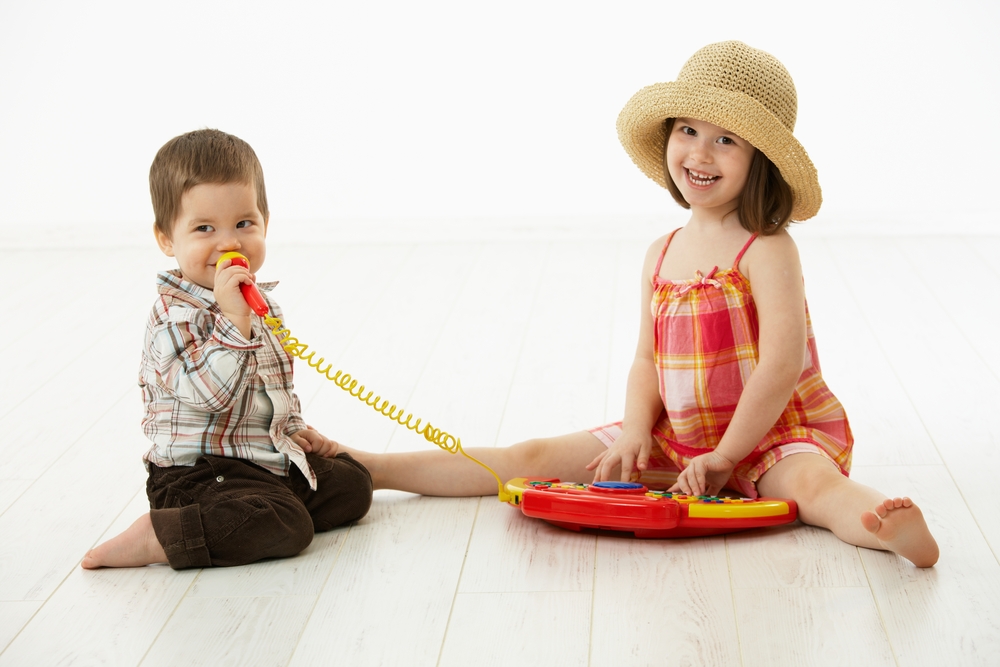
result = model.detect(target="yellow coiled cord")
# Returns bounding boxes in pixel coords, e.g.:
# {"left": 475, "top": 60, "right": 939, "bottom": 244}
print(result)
{"left": 263, "top": 314, "right": 512, "bottom": 502}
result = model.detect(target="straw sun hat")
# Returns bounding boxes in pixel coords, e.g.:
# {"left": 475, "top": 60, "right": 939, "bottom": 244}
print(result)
{"left": 617, "top": 40, "right": 822, "bottom": 221}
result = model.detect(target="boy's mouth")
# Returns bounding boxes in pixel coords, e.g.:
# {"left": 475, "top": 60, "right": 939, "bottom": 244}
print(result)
{"left": 686, "top": 168, "right": 719, "bottom": 187}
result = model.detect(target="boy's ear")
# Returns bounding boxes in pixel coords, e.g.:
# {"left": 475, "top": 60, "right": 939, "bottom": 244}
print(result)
{"left": 154, "top": 225, "right": 175, "bottom": 257}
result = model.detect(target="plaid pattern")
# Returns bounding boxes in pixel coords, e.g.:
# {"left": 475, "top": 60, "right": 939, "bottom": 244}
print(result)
{"left": 140, "top": 270, "right": 316, "bottom": 489}
{"left": 593, "top": 231, "right": 852, "bottom": 497}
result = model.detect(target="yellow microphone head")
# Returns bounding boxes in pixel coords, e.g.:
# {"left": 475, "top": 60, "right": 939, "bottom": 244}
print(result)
{"left": 216, "top": 251, "right": 248, "bottom": 270}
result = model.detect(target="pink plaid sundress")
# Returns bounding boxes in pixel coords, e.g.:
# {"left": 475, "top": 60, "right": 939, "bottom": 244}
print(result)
{"left": 591, "top": 230, "right": 853, "bottom": 497}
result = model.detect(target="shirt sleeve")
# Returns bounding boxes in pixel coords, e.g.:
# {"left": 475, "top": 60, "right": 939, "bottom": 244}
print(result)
{"left": 148, "top": 306, "right": 262, "bottom": 413}
{"left": 284, "top": 392, "right": 308, "bottom": 435}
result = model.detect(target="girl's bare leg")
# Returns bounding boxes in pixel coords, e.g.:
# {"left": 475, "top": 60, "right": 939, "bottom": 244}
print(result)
{"left": 757, "top": 453, "right": 939, "bottom": 567}
{"left": 81, "top": 513, "right": 168, "bottom": 569}
{"left": 345, "top": 431, "right": 609, "bottom": 496}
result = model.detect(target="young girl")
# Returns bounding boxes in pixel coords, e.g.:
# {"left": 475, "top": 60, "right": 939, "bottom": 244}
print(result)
{"left": 348, "top": 41, "right": 939, "bottom": 568}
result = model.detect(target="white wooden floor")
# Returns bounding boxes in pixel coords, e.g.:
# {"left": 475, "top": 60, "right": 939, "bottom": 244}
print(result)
{"left": 2, "top": 224, "right": 1000, "bottom": 666}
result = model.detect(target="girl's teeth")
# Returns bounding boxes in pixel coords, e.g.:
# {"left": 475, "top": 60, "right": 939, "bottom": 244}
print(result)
{"left": 688, "top": 169, "right": 718, "bottom": 185}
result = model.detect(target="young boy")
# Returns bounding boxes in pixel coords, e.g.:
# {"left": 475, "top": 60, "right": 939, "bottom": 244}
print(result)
{"left": 82, "top": 129, "right": 372, "bottom": 569}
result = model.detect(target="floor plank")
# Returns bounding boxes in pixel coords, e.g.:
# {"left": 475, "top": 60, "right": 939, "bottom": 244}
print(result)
{"left": 0, "top": 395, "right": 148, "bottom": 601}
{"left": 727, "top": 523, "right": 867, "bottom": 588}
{"left": 288, "top": 491, "right": 478, "bottom": 667}
{"left": 827, "top": 237, "right": 1000, "bottom": 557}
{"left": 184, "top": 527, "right": 348, "bottom": 599}
{"left": 4, "top": 233, "right": 1000, "bottom": 667}
{"left": 0, "top": 601, "right": 40, "bottom": 655}
{"left": 0, "top": 480, "right": 31, "bottom": 517}
{"left": 852, "top": 465, "right": 1000, "bottom": 666}
{"left": 0, "top": 565, "right": 196, "bottom": 667}
{"left": 459, "top": 497, "right": 596, "bottom": 594}
{"left": 439, "top": 591, "right": 591, "bottom": 667}
{"left": 736, "top": 587, "right": 895, "bottom": 667}
{"left": 589, "top": 536, "right": 741, "bottom": 667}
{"left": 142, "top": 595, "right": 316, "bottom": 667}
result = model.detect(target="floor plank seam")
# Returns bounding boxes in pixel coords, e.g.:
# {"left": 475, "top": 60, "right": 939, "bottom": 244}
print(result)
{"left": 135, "top": 567, "right": 201, "bottom": 666}
{"left": 586, "top": 536, "right": 599, "bottom": 667}
{"left": 434, "top": 495, "right": 483, "bottom": 667}
{"left": 285, "top": 524, "right": 356, "bottom": 666}
{"left": 857, "top": 548, "right": 901, "bottom": 667}
{"left": 724, "top": 536, "right": 746, "bottom": 667}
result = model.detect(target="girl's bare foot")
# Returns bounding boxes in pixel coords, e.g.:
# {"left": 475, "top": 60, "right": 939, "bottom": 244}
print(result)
{"left": 860, "top": 497, "right": 939, "bottom": 567}
{"left": 81, "top": 513, "right": 168, "bottom": 569}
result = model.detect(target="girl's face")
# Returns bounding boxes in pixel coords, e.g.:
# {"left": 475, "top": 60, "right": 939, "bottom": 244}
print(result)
{"left": 665, "top": 117, "right": 756, "bottom": 220}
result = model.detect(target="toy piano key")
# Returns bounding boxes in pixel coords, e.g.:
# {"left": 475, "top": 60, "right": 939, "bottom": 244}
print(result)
{"left": 503, "top": 478, "right": 797, "bottom": 538}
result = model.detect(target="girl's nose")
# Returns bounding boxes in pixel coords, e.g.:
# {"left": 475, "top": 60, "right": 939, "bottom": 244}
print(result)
{"left": 689, "top": 139, "right": 712, "bottom": 163}
{"left": 218, "top": 237, "right": 241, "bottom": 251}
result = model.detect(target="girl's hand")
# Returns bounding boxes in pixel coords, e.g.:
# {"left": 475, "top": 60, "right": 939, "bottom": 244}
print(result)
{"left": 586, "top": 431, "right": 654, "bottom": 483}
{"left": 291, "top": 426, "right": 340, "bottom": 458}
{"left": 669, "top": 451, "right": 736, "bottom": 497}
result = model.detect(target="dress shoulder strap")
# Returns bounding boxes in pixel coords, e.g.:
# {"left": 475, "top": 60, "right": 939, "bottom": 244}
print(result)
{"left": 654, "top": 229, "right": 681, "bottom": 279}
{"left": 732, "top": 233, "right": 758, "bottom": 269}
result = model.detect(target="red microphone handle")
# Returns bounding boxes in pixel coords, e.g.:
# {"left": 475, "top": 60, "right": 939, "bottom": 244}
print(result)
{"left": 219, "top": 253, "right": 270, "bottom": 317}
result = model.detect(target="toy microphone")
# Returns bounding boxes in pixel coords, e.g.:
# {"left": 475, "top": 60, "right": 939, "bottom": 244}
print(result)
{"left": 216, "top": 251, "right": 269, "bottom": 317}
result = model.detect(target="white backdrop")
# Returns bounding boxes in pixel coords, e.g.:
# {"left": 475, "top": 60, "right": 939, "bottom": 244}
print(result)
{"left": 1, "top": 0, "right": 997, "bottom": 239}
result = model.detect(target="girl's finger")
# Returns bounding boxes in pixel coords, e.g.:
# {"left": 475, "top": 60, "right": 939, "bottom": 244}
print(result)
{"left": 636, "top": 442, "right": 651, "bottom": 472}
{"left": 619, "top": 453, "right": 635, "bottom": 482}
{"left": 585, "top": 452, "right": 605, "bottom": 471}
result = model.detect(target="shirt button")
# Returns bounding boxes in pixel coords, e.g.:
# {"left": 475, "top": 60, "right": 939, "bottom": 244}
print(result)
{"left": 216, "top": 476, "right": 225, "bottom": 483}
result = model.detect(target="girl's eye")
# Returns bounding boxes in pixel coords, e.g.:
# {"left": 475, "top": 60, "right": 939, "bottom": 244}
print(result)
{"left": 718, "top": 136, "right": 734, "bottom": 145}
{"left": 681, "top": 126, "right": 696, "bottom": 136}
{"left": 236, "top": 220, "right": 252, "bottom": 228}
{"left": 196, "top": 225, "right": 213, "bottom": 233}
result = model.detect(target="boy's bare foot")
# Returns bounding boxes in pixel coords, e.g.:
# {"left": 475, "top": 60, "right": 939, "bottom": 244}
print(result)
{"left": 860, "top": 497, "right": 939, "bottom": 567}
{"left": 81, "top": 513, "right": 168, "bottom": 569}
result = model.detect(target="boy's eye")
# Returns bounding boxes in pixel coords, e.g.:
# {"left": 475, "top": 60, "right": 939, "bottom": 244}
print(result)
{"left": 236, "top": 220, "right": 252, "bottom": 228}
{"left": 196, "top": 225, "right": 214, "bottom": 233}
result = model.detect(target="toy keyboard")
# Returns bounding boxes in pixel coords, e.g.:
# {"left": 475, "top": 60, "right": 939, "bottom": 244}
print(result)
{"left": 504, "top": 478, "right": 797, "bottom": 538}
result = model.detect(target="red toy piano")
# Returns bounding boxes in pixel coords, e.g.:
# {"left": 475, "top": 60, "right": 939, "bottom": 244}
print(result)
{"left": 504, "top": 478, "right": 797, "bottom": 538}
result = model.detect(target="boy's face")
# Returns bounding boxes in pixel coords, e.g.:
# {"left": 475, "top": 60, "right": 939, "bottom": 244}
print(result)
{"left": 155, "top": 181, "right": 267, "bottom": 291}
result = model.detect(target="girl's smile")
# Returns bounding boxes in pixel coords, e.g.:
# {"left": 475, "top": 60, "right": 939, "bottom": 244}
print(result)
{"left": 684, "top": 167, "right": 721, "bottom": 189}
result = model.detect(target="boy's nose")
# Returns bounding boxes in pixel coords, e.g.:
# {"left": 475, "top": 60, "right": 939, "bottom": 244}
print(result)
{"left": 217, "top": 237, "right": 241, "bottom": 251}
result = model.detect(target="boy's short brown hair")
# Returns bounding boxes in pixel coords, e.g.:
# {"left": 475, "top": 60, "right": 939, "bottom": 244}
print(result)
{"left": 150, "top": 129, "right": 269, "bottom": 237}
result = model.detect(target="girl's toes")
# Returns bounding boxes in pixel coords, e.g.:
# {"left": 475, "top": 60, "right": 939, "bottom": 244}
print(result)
{"left": 860, "top": 510, "right": 881, "bottom": 534}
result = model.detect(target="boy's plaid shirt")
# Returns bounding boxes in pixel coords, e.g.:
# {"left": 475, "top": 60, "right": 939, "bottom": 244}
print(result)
{"left": 139, "top": 270, "right": 317, "bottom": 489}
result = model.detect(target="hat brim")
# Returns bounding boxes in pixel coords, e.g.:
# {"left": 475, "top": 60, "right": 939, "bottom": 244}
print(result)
{"left": 617, "top": 81, "right": 822, "bottom": 221}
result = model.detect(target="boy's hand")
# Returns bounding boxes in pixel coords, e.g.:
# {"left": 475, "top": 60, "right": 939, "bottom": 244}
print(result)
{"left": 669, "top": 451, "right": 736, "bottom": 497}
{"left": 291, "top": 426, "right": 340, "bottom": 458}
{"left": 214, "top": 258, "right": 254, "bottom": 337}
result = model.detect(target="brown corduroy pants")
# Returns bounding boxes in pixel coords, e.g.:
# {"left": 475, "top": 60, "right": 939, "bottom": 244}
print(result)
{"left": 146, "top": 452, "right": 372, "bottom": 569}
